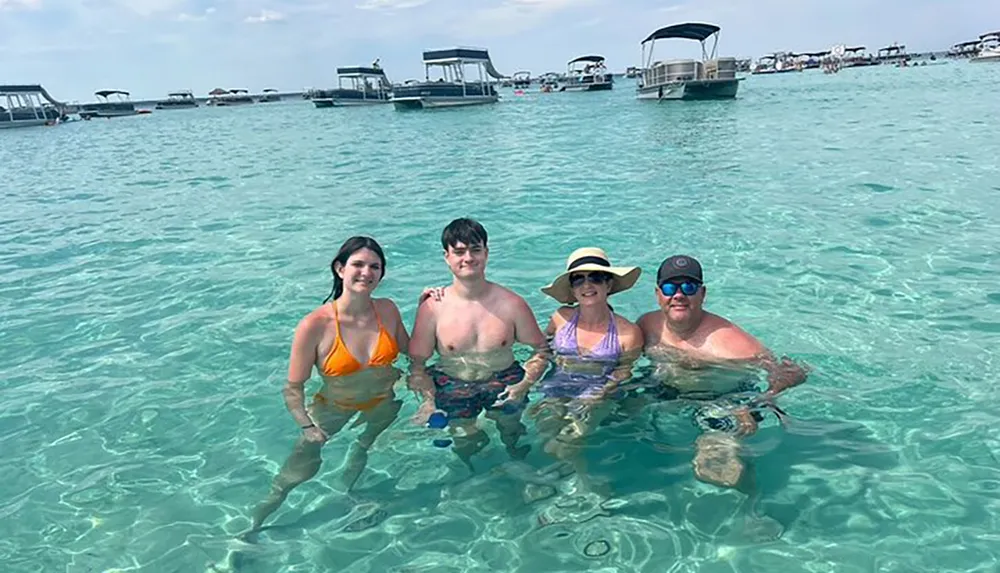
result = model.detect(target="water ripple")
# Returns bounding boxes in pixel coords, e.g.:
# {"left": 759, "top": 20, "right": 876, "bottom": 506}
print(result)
{"left": 1, "top": 63, "right": 999, "bottom": 572}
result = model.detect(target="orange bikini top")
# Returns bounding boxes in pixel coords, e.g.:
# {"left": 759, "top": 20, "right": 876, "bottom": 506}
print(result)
{"left": 320, "top": 302, "right": 399, "bottom": 377}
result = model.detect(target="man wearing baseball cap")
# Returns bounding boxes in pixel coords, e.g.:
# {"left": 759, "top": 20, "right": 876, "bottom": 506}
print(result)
{"left": 637, "top": 254, "right": 807, "bottom": 488}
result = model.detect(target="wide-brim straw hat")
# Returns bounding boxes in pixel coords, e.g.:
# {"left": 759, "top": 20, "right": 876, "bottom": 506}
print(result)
{"left": 541, "top": 247, "right": 641, "bottom": 304}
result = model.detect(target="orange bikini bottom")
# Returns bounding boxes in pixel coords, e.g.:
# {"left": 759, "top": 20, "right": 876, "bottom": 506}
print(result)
{"left": 313, "top": 392, "right": 388, "bottom": 412}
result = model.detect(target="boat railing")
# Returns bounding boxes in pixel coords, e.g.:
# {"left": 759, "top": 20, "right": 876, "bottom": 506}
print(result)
{"left": 646, "top": 59, "right": 702, "bottom": 83}
{"left": 95, "top": 90, "right": 132, "bottom": 103}
{"left": 340, "top": 74, "right": 392, "bottom": 96}
{"left": 2, "top": 91, "right": 49, "bottom": 122}
{"left": 644, "top": 55, "right": 737, "bottom": 84}
{"left": 422, "top": 60, "right": 491, "bottom": 95}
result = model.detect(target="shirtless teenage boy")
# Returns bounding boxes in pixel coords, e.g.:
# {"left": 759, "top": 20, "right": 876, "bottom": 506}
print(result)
{"left": 408, "top": 218, "right": 550, "bottom": 469}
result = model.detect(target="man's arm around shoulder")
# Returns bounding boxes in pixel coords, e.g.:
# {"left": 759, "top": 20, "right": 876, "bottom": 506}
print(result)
{"left": 407, "top": 299, "right": 439, "bottom": 424}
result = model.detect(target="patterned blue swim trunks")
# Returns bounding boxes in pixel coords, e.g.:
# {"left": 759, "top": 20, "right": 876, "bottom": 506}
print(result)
{"left": 430, "top": 363, "right": 526, "bottom": 420}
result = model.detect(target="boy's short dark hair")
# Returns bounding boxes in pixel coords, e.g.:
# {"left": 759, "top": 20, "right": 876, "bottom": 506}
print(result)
{"left": 441, "top": 218, "right": 488, "bottom": 251}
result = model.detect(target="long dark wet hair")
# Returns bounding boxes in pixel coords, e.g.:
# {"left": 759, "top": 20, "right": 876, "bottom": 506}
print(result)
{"left": 323, "top": 236, "right": 386, "bottom": 303}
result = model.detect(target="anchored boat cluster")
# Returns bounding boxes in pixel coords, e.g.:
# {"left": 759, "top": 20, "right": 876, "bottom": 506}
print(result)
{"left": 4, "top": 22, "right": 998, "bottom": 129}
{"left": 304, "top": 25, "right": 743, "bottom": 107}
{"left": 748, "top": 29, "right": 999, "bottom": 74}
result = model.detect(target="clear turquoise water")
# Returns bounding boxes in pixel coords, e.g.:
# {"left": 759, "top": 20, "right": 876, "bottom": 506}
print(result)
{"left": 3, "top": 62, "right": 1000, "bottom": 572}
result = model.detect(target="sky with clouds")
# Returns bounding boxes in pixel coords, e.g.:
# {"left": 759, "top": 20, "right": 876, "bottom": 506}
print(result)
{"left": 2, "top": 0, "right": 997, "bottom": 101}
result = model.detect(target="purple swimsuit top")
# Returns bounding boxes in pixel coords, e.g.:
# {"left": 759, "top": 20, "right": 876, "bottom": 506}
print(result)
{"left": 552, "top": 310, "right": 622, "bottom": 361}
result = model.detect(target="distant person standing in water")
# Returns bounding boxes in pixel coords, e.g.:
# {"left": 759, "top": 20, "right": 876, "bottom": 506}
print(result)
{"left": 637, "top": 255, "right": 807, "bottom": 488}
{"left": 248, "top": 237, "right": 410, "bottom": 533}
{"left": 408, "top": 218, "right": 550, "bottom": 470}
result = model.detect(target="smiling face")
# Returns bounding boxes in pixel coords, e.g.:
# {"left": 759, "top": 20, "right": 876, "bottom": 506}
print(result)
{"left": 656, "top": 280, "right": 706, "bottom": 327}
{"left": 335, "top": 247, "right": 384, "bottom": 295}
{"left": 569, "top": 271, "right": 612, "bottom": 307}
{"left": 444, "top": 241, "right": 488, "bottom": 280}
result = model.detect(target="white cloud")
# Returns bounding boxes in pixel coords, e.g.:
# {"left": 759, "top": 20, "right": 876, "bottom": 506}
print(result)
{"left": 512, "top": 0, "right": 581, "bottom": 7}
{"left": 176, "top": 7, "right": 215, "bottom": 21}
{"left": 244, "top": 8, "right": 285, "bottom": 23}
{"left": 116, "top": 0, "right": 187, "bottom": 17}
{"left": 356, "top": 0, "right": 429, "bottom": 9}
{"left": 501, "top": 0, "right": 594, "bottom": 12}
{"left": 0, "top": 0, "right": 41, "bottom": 9}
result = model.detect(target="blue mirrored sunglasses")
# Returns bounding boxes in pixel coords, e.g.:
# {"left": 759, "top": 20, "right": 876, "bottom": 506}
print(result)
{"left": 659, "top": 281, "right": 701, "bottom": 297}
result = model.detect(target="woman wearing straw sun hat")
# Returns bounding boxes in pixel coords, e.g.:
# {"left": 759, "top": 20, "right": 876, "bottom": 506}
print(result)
{"left": 531, "top": 247, "right": 645, "bottom": 489}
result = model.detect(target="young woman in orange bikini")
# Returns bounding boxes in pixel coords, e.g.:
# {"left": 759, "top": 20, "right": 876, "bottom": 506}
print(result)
{"left": 249, "top": 236, "right": 410, "bottom": 533}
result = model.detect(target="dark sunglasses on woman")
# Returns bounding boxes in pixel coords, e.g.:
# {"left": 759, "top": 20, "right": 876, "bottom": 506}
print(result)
{"left": 569, "top": 271, "right": 612, "bottom": 288}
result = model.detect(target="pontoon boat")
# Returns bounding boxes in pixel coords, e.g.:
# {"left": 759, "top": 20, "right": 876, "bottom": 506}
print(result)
{"left": 208, "top": 89, "right": 255, "bottom": 106}
{"left": 0, "top": 84, "right": 65, "bottom": 128}
{"left": 79, "top": 90, "right": 138, "bottom": 119}
{"left": 391, "top": 47, "right": 503, "bottom": 110}
{"left": 313, "top": 66, "right": 392, "bottom": 107}
{"left": 258, "top": 89, "right": 281, "bottom": 103}
{"left": 636, "top": 22, "right": 741, "bottom": 101}
{"left": 970, "top": 34, "right": 1000, "bottom": 63}
{"left": 876, "top": 44, "right": 909, "bottom": 65}
{"left": 559, "top": 55, "right": 613, "bottom": 91}
{"left": 154, "top": 91, "right": 198, "bottom": 109}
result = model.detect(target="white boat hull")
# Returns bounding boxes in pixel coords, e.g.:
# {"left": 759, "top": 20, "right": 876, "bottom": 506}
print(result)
{"left": 392, "top": 95, "right": 498, "bottom": 110}
{"left": 95, "top": 110, "right": 138, "bottom": 117}
{"left": 79, "top": 109, "right": 138, "bottom": 119}
{"left": 559, "top": 82, "right": 613, "bottom": 92}
{"left": 636, "top": 78, "right": 740, "bottom": 101}
{"left": 970, "top": 51, "right": 1000, "bottom": 63}
{"left": 0, "top": 119, "right": 51, "bottom": 129}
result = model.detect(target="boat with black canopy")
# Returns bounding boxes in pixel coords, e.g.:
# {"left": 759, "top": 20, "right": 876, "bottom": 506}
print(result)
{"left": 0, "top": 84, "right": 65, "bottom": 128}
{"left": 79, "top": 90, "right": 139, "bottom": 119}
{"left": 313, "top": 66, "right": 392, "bottom": 107}
{"left": 841, "top": 46, "right": 875, "bottom": 67}
{"left": 154, "top": 91, "right": 198, "bottom": 110}
{"left": 258, "top": 89, "right": 281, "bottom": 103}
{"left": 208, "top": 89, "right": 255, "bottom": 106}
{"left": 636, "top": 22, "right": 741, "bottom": 101}
{"left": 876, "top": 43, "right": 910, "bottom": 65}
{"left": 793, "top": 51, "right": 828, "bottom": 70}
{"left": 391, "top": 47, "right": 504, "bottom": 110}
{"left": 558, "top": 55, "right": 613, "bottom": 91}
{"left": 512, "top": 71, "right": 532, "bottom": 89}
